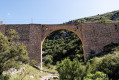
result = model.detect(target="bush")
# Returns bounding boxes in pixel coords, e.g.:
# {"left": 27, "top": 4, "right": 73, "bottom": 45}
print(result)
{"left": 30, "top": 59, "right": 37, "bottom": 66}
{"left": 57, "top": 58, "right": 85, "bottom": 80}
{"left": 44, "top": 55, "right": 53, "bottom": 65}
{"left": 97, "top": 55, "right": 119, "bottom": 80}
{"left": 89, "top": 55, "right": 119, "bottom": 80}
{"left": 0, "top": 74, "right": 9, "bottom": 80}
{"left": 84, "top": 71, "right": 109, "bottom": 80}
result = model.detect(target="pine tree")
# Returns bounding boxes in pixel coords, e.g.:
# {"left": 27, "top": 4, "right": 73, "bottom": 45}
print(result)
{"left": 0, "top": 29, "right": 29, "bottom": 75}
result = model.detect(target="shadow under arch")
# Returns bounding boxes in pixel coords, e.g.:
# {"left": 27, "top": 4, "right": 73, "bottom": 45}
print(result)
{"left": 41, "top": 28, "right": 86, "bottom": 62}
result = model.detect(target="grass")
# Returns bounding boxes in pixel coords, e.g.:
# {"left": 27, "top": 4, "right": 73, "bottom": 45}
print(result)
{"left": 3, "top": 64, "right": 40, "bottom": 80}
{"left": 2, "top": 64, "right": 59, "bottom": 80}
{"left": 42, "top": 66, "right": 58, "bottom": 76}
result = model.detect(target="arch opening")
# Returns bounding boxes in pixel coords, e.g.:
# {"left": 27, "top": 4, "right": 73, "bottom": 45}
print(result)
{"left": 42, "top": 29, "right": 85, "bottom": 68}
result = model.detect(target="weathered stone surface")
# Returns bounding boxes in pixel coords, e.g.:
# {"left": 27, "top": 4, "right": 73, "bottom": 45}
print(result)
{"left": 4, "top": 67, "right": 26, "bottom": 75}
{"left": 0, "top": 23, "right": 119, "bottom": 69}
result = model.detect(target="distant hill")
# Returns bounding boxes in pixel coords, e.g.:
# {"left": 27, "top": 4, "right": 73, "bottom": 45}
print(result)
{"left": 65, "top": 10, "right": 119, "bottom": 24}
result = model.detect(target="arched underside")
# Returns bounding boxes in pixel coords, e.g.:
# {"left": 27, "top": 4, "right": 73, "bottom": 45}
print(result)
{"left": 41, "top": 28, "right": 86, "bottom": 62}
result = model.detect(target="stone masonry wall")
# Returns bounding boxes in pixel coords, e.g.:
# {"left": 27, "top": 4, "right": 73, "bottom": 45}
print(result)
{"left": 0, "top": 23, "right": 119, "bottom": 68}
{"left": 28, "top": 24, "right": 42, "bottom": 66}
{"left": 82, "top": 23, "right": 119, "bottom": 58}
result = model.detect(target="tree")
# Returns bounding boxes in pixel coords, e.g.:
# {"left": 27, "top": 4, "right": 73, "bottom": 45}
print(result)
{"left": 0, "top": 30, "right": 29, "bottom": 75}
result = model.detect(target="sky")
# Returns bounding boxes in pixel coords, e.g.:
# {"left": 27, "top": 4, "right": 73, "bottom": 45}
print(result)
{"left": 0, "top": 0, "right": 119, "bottom": 24}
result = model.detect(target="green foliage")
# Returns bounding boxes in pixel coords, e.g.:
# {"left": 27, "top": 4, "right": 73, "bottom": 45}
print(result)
{"left": 84, "top": 71, "right": 109, "bottom": 80}
{"left": 66, "top": 10, "right": 119, "bottom": 24}
{"left": 113, "top": 46, "right": 119, "bottom": 51}
{"left": 5, "top": 29, "right": 19, "bottom": 40}
{"left": 57, "top": 58, "right": 85, "bottom": 80}
{"left": 44, "top": 55, "right": 53, "bottom": 64}
{"left": 94, "top": 16, "right": 113, "bottom": 23}
{"left": 0, "top": 74, "right": 9, "bottom": 80}
{"left": 43, "top": 55, "right": 53, "bottom": 68}
{"left": 0, "top": 30, "right": 29, "bottom": 75}
{"left": 95, "top": 55, "right": 119, "bottom": 80}
{"left": 30, "top": 59, "right": 37, "bottom": 66}
{"left": 42, "top": 30, "right": 119, "bottom": 80}
{"left": 88, "top": 54, "right": 119, "bottom": 80}
{"left": 43, "top": 30, "right": 84, "bottom": 65}
{"left": 75, "top": 54, "right": 84, "bottom": 62}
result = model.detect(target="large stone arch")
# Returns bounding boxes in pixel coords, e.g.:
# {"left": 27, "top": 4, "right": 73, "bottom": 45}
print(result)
{"left": 40, "top": 24, "right": 86, "bottom": 69}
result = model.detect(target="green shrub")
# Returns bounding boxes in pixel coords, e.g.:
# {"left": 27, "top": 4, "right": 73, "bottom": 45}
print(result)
{"left": 44, "top": 55, "right": 53, "bottom": 65}
{"left": 30, "top": 59, "right": 37, "bottom": 66}
{"left": 5, "top": 29, "right": 19, "bottom": 40}
{"left": 97, "top": 55, "right": 119, "bottom": 80}
{"left": 84, "top": 71, "right": 109, "bottom": 80}
{"left": 90, "top": 55, "right": 119, "bottom": 80}
{"left": 57, "top": 58, "right": 85, "bottom": 80}
{"left": 75, "top": 54, "right": 83, "bottom": 62}
{"left": 0, "top": 74, "right": 9, "bottom": 80}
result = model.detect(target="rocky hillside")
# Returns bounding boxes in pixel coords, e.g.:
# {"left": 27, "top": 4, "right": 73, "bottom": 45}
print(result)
{"left": 65, "top": 10, "right": 119, "bottom": 24}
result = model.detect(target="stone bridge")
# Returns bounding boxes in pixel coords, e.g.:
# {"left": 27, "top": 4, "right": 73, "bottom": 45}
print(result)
{"left": 0, "top": 23, "right": 119, "bottom": 69}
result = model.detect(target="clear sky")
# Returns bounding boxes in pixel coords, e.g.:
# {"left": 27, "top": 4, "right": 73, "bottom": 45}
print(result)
{"left": 0, "top": 0, "right": 119, "bottom": 24}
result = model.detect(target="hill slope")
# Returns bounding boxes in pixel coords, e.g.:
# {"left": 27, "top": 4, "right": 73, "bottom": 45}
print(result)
{"left": 65, "top": 10, "right": 119, "bottom": 24}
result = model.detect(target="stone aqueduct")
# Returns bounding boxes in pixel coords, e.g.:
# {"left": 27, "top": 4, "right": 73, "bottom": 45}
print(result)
{"left": 0, "top": 23, "right": 119, "bottom": 68}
